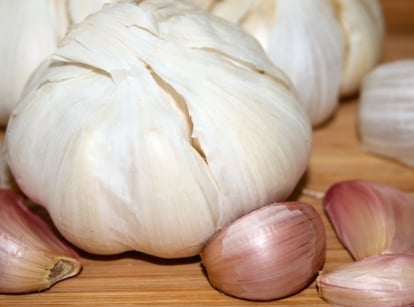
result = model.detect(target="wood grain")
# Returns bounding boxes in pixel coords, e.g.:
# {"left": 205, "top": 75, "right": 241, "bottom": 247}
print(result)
{"left": 1, "top": 2, "right": 413, "bottom": 306}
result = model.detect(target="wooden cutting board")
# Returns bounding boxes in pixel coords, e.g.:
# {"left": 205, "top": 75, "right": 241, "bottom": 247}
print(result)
{"left": 1, "top": 1, "right": 413, "bottom": 306}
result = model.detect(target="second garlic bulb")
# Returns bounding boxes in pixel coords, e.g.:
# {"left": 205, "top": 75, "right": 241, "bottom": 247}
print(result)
{"left": 189, "top": 0, "right": 384, "bottom": 126}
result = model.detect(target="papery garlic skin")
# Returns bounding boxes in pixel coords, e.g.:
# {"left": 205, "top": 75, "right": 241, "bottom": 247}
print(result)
{"left": 0, "top": 0, "right": 69, "bottom": 127}
{"left": 67, "top": 0, "right": 119, "bottom": 24}
{"left": 324, "top": 180, "right": 414, "bottom": 260}
{"left": 334, "top": 0, "right": 384, "bottom": 97}
{"left": 359, "top": 60, "right": 414, "bottom": 167}
{"left": 0, "top": 189, "right": 81, "bottom": 293}
{"left": 201, "top": 202, "right": 326, "bottom": 301}
{"left": 5, "top": 0, "right": 311, "bottom": 259}
{"left": 317, "top": 254, "right": 414, "bottom": 307}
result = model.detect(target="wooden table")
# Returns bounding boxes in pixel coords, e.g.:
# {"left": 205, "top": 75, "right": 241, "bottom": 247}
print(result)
{"left": 1, "top": 1, "right": 413, "bottom": 306}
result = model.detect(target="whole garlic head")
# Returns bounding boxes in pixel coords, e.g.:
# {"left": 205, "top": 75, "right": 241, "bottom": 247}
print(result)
{"left": 5, "top": 0, "right": 311, "bottom": 258}
{"left": 188, "top": 0, "right": 384, "bottom": 125}
{"left": 358, "top": 60, "right": 414, "bottom": 167}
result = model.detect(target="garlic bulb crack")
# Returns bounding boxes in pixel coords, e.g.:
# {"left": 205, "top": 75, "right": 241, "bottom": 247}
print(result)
{"left": 5, "top": 0, "right": 311, "bottom": 258}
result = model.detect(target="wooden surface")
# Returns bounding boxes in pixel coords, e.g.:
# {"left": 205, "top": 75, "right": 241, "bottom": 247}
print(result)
{"left": 1, "top": 1, "right": 414, "bottom": 306}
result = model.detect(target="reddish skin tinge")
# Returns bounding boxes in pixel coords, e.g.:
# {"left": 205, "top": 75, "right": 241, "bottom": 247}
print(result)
{"left": 201, "top": 201, "right": 326, "bottom": 301}
{"left": 323, "top": 180, "right": 414, "bottom": 260}
{"left": 0, "top": 188, "right": 82, "bottom": 293}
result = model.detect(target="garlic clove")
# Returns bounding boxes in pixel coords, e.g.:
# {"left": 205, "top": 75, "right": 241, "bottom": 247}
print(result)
{"left": 323, "top": 180, "right": 414, "bottom": 261}
{"left": 0, "top": 189, "right": 81, "bottom": 294}
{"left": 317, "top": 253, "right": 414, "bottom": 307}
{"left": 334, "top": 0, "right": 385, "bottom": 97}
{"left": 200, "top": 202, "right": 326, "bottom": 301}
{"left": 358, "top": 59, "right": 414, "bottom": 167}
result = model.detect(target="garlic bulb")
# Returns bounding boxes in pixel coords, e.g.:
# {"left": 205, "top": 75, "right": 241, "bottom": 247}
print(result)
{"left": 5, "top": 0, "right": 311, "bottom": 259}
{"left": 266, "top": 0, "right": 344, "bottom": 126}
{"left": 358, "top": 60, "right": 414, "bottom": 167}
{"left": 324, "top": 180, "right": 414, "bottom": 260}
{"left": 188, "top": 0, "right": 384, "bottom": 125}
{"left": 335, "top": 0, "right": 385, "bottom": 97}
{"left": 317, "top": 254, "right": 414, "bottom": 307}
{"left": 0, "top": 0, "right": 69, "bottom": 127}
{"left": 0, "top": 189, "right": 81, "bottom": 293}
{"left": 201, "top": 202, "right": 326, "bottom": 301}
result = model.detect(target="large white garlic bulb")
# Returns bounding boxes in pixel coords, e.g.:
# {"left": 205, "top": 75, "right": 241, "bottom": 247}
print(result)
{"left": 359, "top": 60, "right": 414, "bottom": 167}
{"left": 0, "top": 0, "right": 69, "bottom": 126}
{"left": 189, "top": 0, "right": 384, "bottom": 126}
{"left": 5, "top": 0, "right": 312, "bottom": 258}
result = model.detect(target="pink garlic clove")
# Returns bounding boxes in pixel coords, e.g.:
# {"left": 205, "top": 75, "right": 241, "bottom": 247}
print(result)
{"left": 0, "top": 188, "right": 82, "bottom": 293}
{"left": 200, "top": 201, "right": 326, "bottom": 301}
{"left": 317, "top": 253, "right": 414, "bottom": 307}
{"left": 323, "top": 180, "right": 414, "bottom": 260}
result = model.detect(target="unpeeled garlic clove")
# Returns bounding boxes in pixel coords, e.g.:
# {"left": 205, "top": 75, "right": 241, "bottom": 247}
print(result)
{"left": 317, "top": 253, "right": 414, "bottom": 307}
{"left": 200, "top": 202, "right": 326, "bottom": 301}
{"left": 0, "top": 189, "right": 82, "bottom": 293}
{"left": 358, "top": 59, "right": 414, "bottom": 167}
{"left": 323, "top": 180, "right": 414, "bottom": 260}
